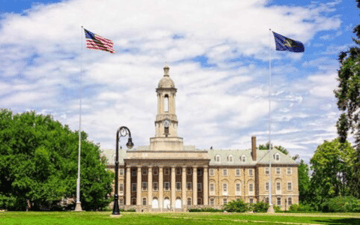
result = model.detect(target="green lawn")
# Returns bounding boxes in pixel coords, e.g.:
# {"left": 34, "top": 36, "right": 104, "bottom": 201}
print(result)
{"left": 1, "top": 211, "right": 360, "bottom": 225}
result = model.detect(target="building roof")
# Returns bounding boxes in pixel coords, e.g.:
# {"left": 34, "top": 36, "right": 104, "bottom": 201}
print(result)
{"left": 100, "top": 147, "right": 299, "bottom": 166}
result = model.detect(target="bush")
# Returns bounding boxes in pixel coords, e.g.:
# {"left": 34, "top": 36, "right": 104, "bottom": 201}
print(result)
{"left": 223, "top": 199, "right": 250, "bottom": 212}
{"left": 251, "top": 202, "right": 269, "bottom": 213}
{"left": 189, "top": 208, "right": 223, "bottom": 212}
{"left": 119, "top": 208, "right": 136, "bottom": 212}
{"left": 273, "top": 205, "right": 281, "bottom": 212}
{"left": 289, "top": 203, "right": 314, "bottom": 212}
{"left": 321, "top": 196, "right": 360, "bottom": 212}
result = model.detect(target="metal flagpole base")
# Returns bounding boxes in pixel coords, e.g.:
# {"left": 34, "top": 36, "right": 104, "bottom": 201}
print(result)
{"left": 267, "top": 204, "right": 275, "bottom": 214}
{"left": 75, "top": 202, "right": 83, "bottom": 211}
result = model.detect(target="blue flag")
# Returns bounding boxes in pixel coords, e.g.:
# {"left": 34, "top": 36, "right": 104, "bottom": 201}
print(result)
{"left": 272, "top": 32, "right": 304, "bottom": 53}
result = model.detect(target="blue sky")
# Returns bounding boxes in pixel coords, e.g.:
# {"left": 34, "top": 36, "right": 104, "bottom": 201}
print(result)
{"left": 0, "top": 0, "right": 359, "bottom": 163}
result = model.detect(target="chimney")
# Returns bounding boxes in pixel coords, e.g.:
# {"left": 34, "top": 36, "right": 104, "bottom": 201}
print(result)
{"left": 251, "top": 136, "right": 257, "bottom": 161}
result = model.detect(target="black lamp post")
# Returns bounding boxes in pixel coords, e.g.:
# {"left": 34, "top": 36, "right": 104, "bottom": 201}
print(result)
{"left": 113, "top": 126, "right": 134, "bottom": 215}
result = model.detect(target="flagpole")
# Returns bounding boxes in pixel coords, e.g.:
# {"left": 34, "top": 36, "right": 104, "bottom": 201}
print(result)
{"left": 75, "top": 26, "right": 84, "bottom": 212}
{"left": 267, "top": 28, "right": 274, "bottom": 213}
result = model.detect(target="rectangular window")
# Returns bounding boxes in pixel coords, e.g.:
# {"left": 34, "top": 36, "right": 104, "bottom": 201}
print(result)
{"left": 249, "top": 169, "right": 253, "bottom": 176}
{"left": 119, "top": 168, "right": 124, "bottom": 176}
{"left": 288, "top": 197, "right": 292, "bottom": 205}
{"left": 210, "top": 198, "right": 215, "bottom": 206}
{"left": 187, "top": 198, "right": 192, "bottom": 206}
{"left": 223, "top": 169, "right": 228, "bottom": 176}
{"left": 132, "top": 183, "right": 136, "bottom": 192}
{"left": 265, "top": 167, "right": 270, "bottom": 175}
{"left": 223, "top": 198, "right": 227, "bottom": 205}
{"left": 276, "top": 168, "right": 281, "bottom": 175}
{"left": 176, "top": 168, "right": 181, "bottom": 175}
{"left": 142, "top": 182, "right": 147, "bottom": 191}
{"left": 187, "top": 182, "right": 192, "bottom": 190}
{"left": 197, "top": 183, "right": 202, "bottom": 192}
{"left": 187, "top": 168, "right": 191, "bottom": 175}
{"left": 142, "top": 169, "right": 147, "bottom": 176}
{"left": 265, "top": 182, "right": 269, "bottom": 191}
{"left": 288, "top": 182, "right": 292, "bottom": 191}
{"left": 223, "top": 183, "right": 227, "bottom": 192}
{"left": 197, "top": 169, "right": 202, "bottom": 176}
{"left": 132, "top": 169, "right": 136, "bottom": 176}
{"left": 277, "top": 198, "right": 281, "bottom": 206}
{"left": 277, "top": 182, "right": 281, "bottom": 191}
{"left": 210, "top": 169, "right": 215, "bottom": 176}
{"left": 153, "top": 169, "right": 158, "bottom": 175}
{"left": 176, "top": 182, "right": 181, "bottom": 191}
{"left": 287, "top": 167, "right": 292, "bottom": 175}
{"left": 249, "top": 183, "right": 254, "bottom": 192}
{"left": 164, "top": 168, "right": 169, "bottom": 175}
{"left": 143, "top": 198, "right": 147, "bottom": 206}
{"left": 153, "top": 182, "right": 158, "bottom": 191}
{"left": 236, "top": 183, "right": 241, "bottom": 193}
{"left": 210, "top": 183, "right": 215, "bottom": 192}
{"left": 119, "top": 183, "right": 124, "bottom": 194}
{"left": 164, "top": 182, "right": 170, "bottom": 191}
{"left": 236, "top": 169, "right": 241, "bottom": 176}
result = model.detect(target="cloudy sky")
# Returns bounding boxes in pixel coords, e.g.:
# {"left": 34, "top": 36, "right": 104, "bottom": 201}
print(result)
{"left": 0, "top": 0, "right": 358, "bottom": 163}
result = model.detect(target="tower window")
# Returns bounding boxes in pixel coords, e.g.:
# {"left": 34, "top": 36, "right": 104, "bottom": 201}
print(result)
{"left": 164, "top": 94, "right": 169, "bottom": 112}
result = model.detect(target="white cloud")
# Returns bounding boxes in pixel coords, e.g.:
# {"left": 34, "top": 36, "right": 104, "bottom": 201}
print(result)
{"left": 0, "top": 0, "right": 345, "bottom": 164}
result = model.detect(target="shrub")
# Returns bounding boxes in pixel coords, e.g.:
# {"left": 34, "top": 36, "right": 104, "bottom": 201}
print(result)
{"left": 189, "top": 208, "right": 222, "bottom": 212}
{"left": 223, "top": 199, "right": 250, "bottom": 212}
{"left": 273, "top": 205, "right": 282, "bottom": 212}
{"left": 251, "top": 201, "right": 269, "bottom": 213}
{"left": 321, "top": 196, "right": 360, "bottom": 212}
{"left": 288, "top": 203, "right": 314, "bottom": 212}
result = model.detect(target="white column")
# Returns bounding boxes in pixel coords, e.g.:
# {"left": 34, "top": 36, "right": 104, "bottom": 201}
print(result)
{"left": 126, "top": 166, "right": 131, "bottom": 206}
{"left": 182, "top": 167, "right": 186, "bottom": 209}
{"left": 203, "top": 166, "right": 208, "bottom": 206}
{"left": 193, "top": 166, "right": 197, "bottom": 206}
{"left": 171, "top": 166, "right": 176, "bottom": 210}
{"left": 148, "top": 166, "right": 153, "bottom": 207}
{"left": 137, "top": 167, "right": 141, "bottom": 205}
{"left": 159, "top": 167, "right": 163, "bottom": 211}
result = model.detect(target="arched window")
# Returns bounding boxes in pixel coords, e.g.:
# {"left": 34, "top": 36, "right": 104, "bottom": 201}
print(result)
{"left": 164, "top": 94, "right": 169, "bottom": 112}
{"left": 228, "top": 155, "right": 233, "bottom": 162}
{"left": 274, "top": 153, "right": 280, "bottom": 161}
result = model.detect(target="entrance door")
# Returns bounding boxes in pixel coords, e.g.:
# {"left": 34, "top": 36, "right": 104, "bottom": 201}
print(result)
{"left": 164, "top": 198, "right": 170, "bottom": 209}
{"left": 175, "top": 199, "right": 182, "bottom": 208}
{"left": 152, "top": 198, "right": 159, "bottom": 208}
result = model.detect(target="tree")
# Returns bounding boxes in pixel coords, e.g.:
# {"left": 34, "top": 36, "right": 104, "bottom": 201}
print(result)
{"left": 0, "top": 109, "right": 113, "bottom": 210}
{"left": 310, "top": 139, "right": 356, "bottom": 204}
{"left": 298, "top": 160, "right": 311, "bottom": 204}
{"left": 334, "top": 0, "right": 360, "bottom": 198}
{"left": 259, "top": 142, "right": 289, "bottom": 155}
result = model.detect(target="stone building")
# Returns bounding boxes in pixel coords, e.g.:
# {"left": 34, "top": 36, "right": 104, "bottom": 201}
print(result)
{"left": 101, "top": 65, "right": 299, "bottom": 212}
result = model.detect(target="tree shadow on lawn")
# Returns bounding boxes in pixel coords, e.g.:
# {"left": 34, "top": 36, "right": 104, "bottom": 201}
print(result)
{"left": 314, "top": 218, "right": 360, "bottom": 225}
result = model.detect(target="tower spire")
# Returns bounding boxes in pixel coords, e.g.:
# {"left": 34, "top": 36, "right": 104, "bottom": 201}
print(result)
{"left": 164, "top": 62, "right": 169, "bottom": 77}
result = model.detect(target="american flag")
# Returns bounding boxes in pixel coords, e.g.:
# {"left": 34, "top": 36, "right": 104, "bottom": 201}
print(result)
{"left": 84, "top": 29, "right": 114, "bottom": 53}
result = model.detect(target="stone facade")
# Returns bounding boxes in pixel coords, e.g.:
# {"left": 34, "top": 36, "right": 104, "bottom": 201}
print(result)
{"left": 102, "top": 65, "right": 299, "bottom": 212}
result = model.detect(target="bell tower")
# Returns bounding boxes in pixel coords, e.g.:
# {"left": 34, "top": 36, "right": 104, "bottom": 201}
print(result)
{"left": 150, "top": 64, "right": 184, "bottom": 150}
{"left": 155, "top": 64, "right": 178, "bottom": 137}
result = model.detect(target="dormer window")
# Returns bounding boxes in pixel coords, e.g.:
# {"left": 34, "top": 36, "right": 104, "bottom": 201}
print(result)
{"left": 241, "top": 155, "right": 246, "bottom": 162}
{"left": 215, "top": 155, "right": 221, "bottom": 162}
{"left": 164, "top": 94, "right": 169, "bottom": 112}
{"left": 274, "top": 153, "right": 280, "bottom": 161}
{"left": 227, "top": 155, "right": 233, "bottom": 162}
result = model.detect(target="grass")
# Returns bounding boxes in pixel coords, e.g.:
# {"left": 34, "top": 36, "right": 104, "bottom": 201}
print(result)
{"left": 1, "top": 211, "right": 360, "bottom": 225}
